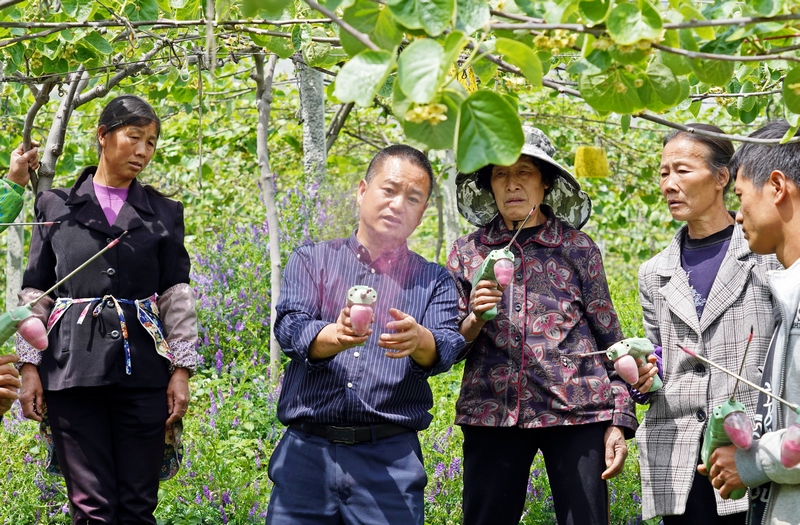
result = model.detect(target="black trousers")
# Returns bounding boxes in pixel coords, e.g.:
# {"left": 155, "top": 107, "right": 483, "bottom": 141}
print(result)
{"left": 461, "top": 423, "right": 610, "bottom": 525}
{"left": 661, "top": 467, "right": 746, "bottom": 525}
{"left": 46, "top": 386, "right": 168, "bottom": 525}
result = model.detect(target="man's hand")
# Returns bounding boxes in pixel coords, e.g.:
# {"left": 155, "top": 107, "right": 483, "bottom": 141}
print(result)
{"left": 380, "top": 308, "right": 437, "bottom": 368}
{"left": 631, "top": 355, "right": 658, "bottom": 393}
{"left": 601, "top": 425, "right": 628, "bottom": 480}
{"left": 698, "top": 444, "right": 746, "bottom": 499}
{"left": 19, "top": 363, "right": 44, "bottom": 422}
{"left": 308, "top": 306, "right": 370, "bottom": 360}
{"left": 0, "top": 355, "right": 21, "bottom": 416}
{"left": 7, "top": 142, "right": 39, "bottom": 187}
{"left": 166, "top": 368, "right": 190, "bottom": 426}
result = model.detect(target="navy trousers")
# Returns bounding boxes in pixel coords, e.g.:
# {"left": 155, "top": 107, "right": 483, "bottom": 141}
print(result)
{"left": 45, "top": 386, "right": 168, "bottom": 525}
{"left": 461, "top": 422, "right": 610, "bottom": 525}
{"left": 265, "top": 427, "right": 427, "bottom": 525}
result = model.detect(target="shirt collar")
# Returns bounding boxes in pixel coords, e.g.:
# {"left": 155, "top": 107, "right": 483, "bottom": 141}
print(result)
{"left": 65, "top": 166, "right": 154, "bottom": 216}
{"left": 479, "top": 205, "right": 563, "bottom": 248}
{"left": 347, "top": 230, "right": 410, "bottom": 269}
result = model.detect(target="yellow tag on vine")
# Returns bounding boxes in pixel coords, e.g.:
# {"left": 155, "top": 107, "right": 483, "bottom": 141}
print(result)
{"left": 449, "top": 65, "right": 478, "bottom": 93}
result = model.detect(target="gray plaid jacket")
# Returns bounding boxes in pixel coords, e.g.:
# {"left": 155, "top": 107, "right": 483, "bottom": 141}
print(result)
{"left": 636, "top": 224, "right": 780, "bottom": 519}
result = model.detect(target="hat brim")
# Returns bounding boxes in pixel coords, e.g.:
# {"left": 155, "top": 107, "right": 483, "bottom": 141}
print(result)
{"left": 456, "top": 147, "right": 592, "bottom": 229}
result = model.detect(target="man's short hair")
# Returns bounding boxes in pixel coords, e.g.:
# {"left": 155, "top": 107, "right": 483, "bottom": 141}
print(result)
{"left": 730, "top": 120, "right": 800, "bottom": 189}
{"left": 365, "top": 145, "right": 434, "bottom": 200}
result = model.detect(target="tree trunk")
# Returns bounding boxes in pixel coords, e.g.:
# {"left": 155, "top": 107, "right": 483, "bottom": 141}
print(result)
{"left": 440, "top": 149, "right": 462, "bottom": 254}
{"left": 5, "top": 207, "right": 24, "bottom": 311}
{"left": 295, "top": 56, "right": 326, "bottom": 183}
{"left": 253, "top": 53, "right": 283, "bottom": 384}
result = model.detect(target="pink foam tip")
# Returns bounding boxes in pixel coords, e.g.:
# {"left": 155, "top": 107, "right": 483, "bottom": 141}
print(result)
{"left": 615, "top": 355, "right": 640, "bottom": 384}
{"left": 723, "top": 412, "right": 753, "bottom": 450}
{"left": 679, "top": 345, "right": 697, "bottom": 357}
{"left": 18, "top": 316, "right": 48, "bottom": 350}
{"left": 350, "top": 304, "right": 373, "bottom": 337}
{"left": 781, "top": 424, "right": 800, "bottom": 468}
{"left": 494, "top": 258, "right": 514, "bottom": 287}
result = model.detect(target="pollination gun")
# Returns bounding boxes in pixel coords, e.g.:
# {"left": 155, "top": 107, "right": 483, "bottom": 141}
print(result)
{"left": 578, "top": 338, "right": 662, "bottom": 392}
{"left": 346, "top": 285, "right": 377, "bottom": 341}
{"left": 471, "top": 206, "right": 536, "bottom": 321}
{"left": 0, "top": 231, "right": 127, "bottom": 353}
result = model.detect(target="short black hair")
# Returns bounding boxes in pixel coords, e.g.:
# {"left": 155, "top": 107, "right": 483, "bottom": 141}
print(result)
{"left": 97, "top": 95, "right": 161, "bottom": 154}
{"left": 730, "top": 120, "right": 800, "bottom": 189}
{"left": 663, "top": 123, "right": 735, "bottom": 194}
{"left": 476, "top": 155, "right": 557, "bottom": 198}
{"left": 365, "top": 144, "right": 434, "bottom": 200}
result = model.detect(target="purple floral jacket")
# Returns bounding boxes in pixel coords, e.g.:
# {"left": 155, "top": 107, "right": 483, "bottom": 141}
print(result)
{"left": 447, "top": 209, "right": 637, "bottom": 435}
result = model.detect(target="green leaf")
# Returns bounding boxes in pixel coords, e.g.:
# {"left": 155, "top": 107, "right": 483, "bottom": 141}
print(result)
{"left": 645, "top": 61, "right": 681, "bottom": 106}
{"left": 782, "top": 67, "right": 800, "bottom": 114}
{"left": 441, "top": 30, "right": 468, "bottom": 72}
{"left": 621, "top": 113, "right": 630, "bottom": 133}
{"left": 83, "top": 33, "right": 113, "bottom": 55}
{"left": 456, "top": 90, "right": 524, "bottom": 173}
{"left": 658, "top": 30, "right": 690, "bottom": 75}
{"left": 341, "top": 0, "right": 403, "bottom": 56}
{"left": 264, "top": 36, "right": 294, "bottom": 59}
{"left": 578, "top": 68, "right": 644, "bottom": 114}
{"left": 417, "top": 0, "right": 455, "bottom": 37}
{"left": 689, "top": 57, "right": 734, "bottom": 87}
{"left": 402, "top": 90, "right": 463, "bottom": 150}
{"left": 738, "top": 80, "right": 756, "bottom": 112}
{"left": 392, "top": 75, "right": 412, "bottom": 119}
{"left": 578, "top": 0, "right": 612, "bottom": 26}
{"left": 397, "top": 38, "right": 445, "bottom": 103}
{"left": 607, "top": 1, "right": 662, "bottom": 47}
{"left": 751, "top": 0, "right": 780, "bottom": 17}
{"left": 334, "top": 49, "right": 395, "bottom": 107}
{"left": 495, "top": 38, "right": 542, "bottom": 88}
{"left": 688, "top": 100, "right": 701, "bottom": 117}
{"left": 780, "top": 124, "right": 800, "bottom": 145}
{"left": 62, "top": 0, "right": 94, "bottom": 21}
{"left": 242, "top": 0, "right": 293, "bottom": 18}
{"left": 455, "top": 0, "right": 489, "bottom": 35}
{"left": 471, "top": 56, "right": 497, "bottom": 85}
{"left": 739, "top": 99, "right": 759, "bottom": 124}
{"left": 124, "top": 0, "right": 160, "bottom": 21}
{"left": 388, "top": 0, "right": 423, "bottom": 30}
{"left": 678, "top": 3, "right": 715, "bottom": 41}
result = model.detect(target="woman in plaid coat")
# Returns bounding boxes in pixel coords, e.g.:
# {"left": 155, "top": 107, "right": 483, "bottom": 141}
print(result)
{"left": 632, "top": 124, "right": 780, "bottom": 523}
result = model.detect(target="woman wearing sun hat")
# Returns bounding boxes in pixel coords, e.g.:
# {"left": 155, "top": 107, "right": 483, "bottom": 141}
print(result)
{"left": 447, "top": 126, "right": 637, "bottom": 525}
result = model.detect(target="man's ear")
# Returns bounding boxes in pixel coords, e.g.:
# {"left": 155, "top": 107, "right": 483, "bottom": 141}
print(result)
{"left": 356, "top": 179, "right": 368, "bottom": 207}
{"left": 770, "top": 170, "right": 789, "bottom": 204}
{"left": 97, "top": 125, "right": 108, "bottom": 149}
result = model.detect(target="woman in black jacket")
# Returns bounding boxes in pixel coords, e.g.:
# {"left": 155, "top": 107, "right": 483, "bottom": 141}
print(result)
{"left": 16, "top": 95, "right": 198, "bottom": 524}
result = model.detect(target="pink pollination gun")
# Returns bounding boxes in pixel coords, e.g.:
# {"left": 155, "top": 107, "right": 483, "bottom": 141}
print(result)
{"left": 347, "top": 285, "right": 377, "bottom": 338}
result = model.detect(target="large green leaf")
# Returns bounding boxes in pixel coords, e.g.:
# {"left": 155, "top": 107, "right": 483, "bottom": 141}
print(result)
{"left": 242, "top": 0, "right": 293, "bottom": 18}
{"left": 397, "top": 39, "right": 445, "bottom": 103}
{"left": 62, "top": 0, "right": 94, "bottom": 21}
{"left": 678, "top": 3, "right": 715, "bottom": 41}
{"left": 751, "top": 0, "right": 780, "bottom": 17}
{"left": 645, "top": 61, "right": 681, "bottom": 106}
{"left": 607, "top": 1, "right": 662, "bottom": 46}
{"left": 689, "top": 57, "right": 734, "bottom": 87}
{"left": 738, "top": 80, "right": 756, "bottom": 112}
{"left": 387, "top": 0, "right": 423, "bottom": 30}
{"left": 455, "top": 0, "right": 489, "bottom": 35}
{"left": 341, "top": 0, "right": 403, "bottom": 56}
{"left": 124, "top": 0, "right": 160, "bottom": 21}
{"left": 417, "top": 0, "right": 455, "bottom": 37}
{"left": 782, "top": 67, "right": 800, "bottom": 114}
{"left": 495, "top": 38, "right": 542, "bottom": 88}
{"left": 456, "top": 90, "right": 524, "bottom": 173}
{"left": 578, "top": 0, "right": 612, "bottom": 26}
{"left": 264, "top": 35, "right": 295, "bottom": 59}
{"left": 402, "top": 90, "right": 463, "bottom": 150}
{"left": 334, "top": 49, "right": 395, "bottom": 107}
{"left": 658, "top": 30, "right": 691, "bottom": 75}
{"left": 83, "top": 33, "right": 113, "bottom": 55}
{"left": 578, "top": 68, "right": 644, "bottom": 114}
{"left": 471, "top": 56, "right": 497, "bottom": 84}
{"left": 303, "top": 29, "right": 331, "bottom": 67}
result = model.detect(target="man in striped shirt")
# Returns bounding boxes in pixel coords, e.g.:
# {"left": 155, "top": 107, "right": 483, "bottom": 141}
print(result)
{"left": 265, "top": 145, "right": 464, "bottom": 525}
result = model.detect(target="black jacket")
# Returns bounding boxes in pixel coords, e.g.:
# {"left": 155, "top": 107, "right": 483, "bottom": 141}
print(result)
{"left": 23, "top": 167, "right": 190, "bottom": 390}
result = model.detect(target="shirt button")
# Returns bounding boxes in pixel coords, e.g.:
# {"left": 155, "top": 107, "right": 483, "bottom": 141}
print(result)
{"left": 515, "top": 273, "right": 522, "bottom": 281}
{"left": 106, "top": 268, "right": 116, "bottom": 276}
{"left": 514, "top": 334, "right": 521, "bottom": 342}
{"left": 515, "top": 304, "right": 522, "bottom": 312}
{"left": 110, "top": 330, "right": 121, "bottom": 339}
{"left": 357, "top": 254, "right": 361, "bottom": 259}
{"left": 694, "top": 364, "right": 705, "bottom": 375}
{"left": 347, "top": 382, "right": 353, "bottom": 388}
{"left": 696, "top": 410, "right": 706, "bottom": 422}
{"left": 353, "top": 352, "right": 360, "bottom": 358}
{"left": 370, "top": 268, "right": 375, "bottom": 274}
{"left": 106, "top": 299, "right": 114, "bottom": 308}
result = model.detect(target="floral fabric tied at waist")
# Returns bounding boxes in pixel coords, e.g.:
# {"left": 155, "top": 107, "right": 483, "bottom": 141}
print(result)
{"left": 46, "top": 293, "right": 172, "bottom": 375}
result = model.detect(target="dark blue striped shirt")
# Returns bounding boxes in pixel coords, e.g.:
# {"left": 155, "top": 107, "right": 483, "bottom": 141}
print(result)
{"left": 274, "top": 233, "right": 464, "bottom": 431}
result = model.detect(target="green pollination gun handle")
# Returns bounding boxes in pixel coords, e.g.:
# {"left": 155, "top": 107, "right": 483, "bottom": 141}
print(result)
{"left": 606, "top": 337, "right": 663, "bottom": 391}
{"left": 0, "top": 305, "right": 35, "bottom": 354}
{"left": 701, "top": 399, "right": 748, "bottom": 500}
{"left": 471, "top": 249, "right": 515, "bottom": 321}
